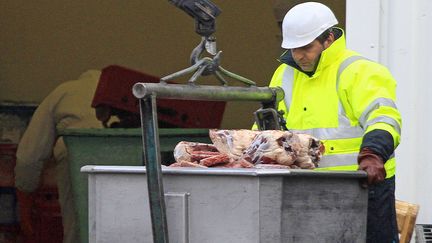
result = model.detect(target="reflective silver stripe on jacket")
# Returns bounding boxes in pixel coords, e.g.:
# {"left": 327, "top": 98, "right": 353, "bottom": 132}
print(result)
{"left": 320, "top": 153, "right": 358, "bottom": 167}
{"left": 281, "top": 66, "right": 294, "bottom": 112}
{"left": 336, "top": 56, "right": 367, "bottom": 90}
{"left": 358, "top": 97, "right": 401, "bottom": 134}
{"left": 290, "top": 126, "right": 363, "bottom": 140}
{"left": 365, "top": 116, "right": 401, "bottom": 135}
{"left": 359, "top": 98, "right": 397, "bottom": 126}
{"left": 319, "top": 152, "right": 395, "bottom": 168}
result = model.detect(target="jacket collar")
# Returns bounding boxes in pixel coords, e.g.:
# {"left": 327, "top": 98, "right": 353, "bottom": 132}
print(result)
{"left": 279, "top": 28, "right": 346, "bottom": 77}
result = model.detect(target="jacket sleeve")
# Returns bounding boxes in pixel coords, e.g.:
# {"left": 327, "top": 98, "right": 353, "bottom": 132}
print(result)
{"left": 15, "top": 87, "right": 63, "bottom": 192}
{"left": 339, "top": 60, "right": 402, "bottom": 159}
{"left": 360, "top": 129, "right": 394, "bottom": 161}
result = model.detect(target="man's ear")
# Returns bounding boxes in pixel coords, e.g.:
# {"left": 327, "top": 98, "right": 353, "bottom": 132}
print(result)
{"left": 324, "top": 32, "right": 335, "bottom": 49}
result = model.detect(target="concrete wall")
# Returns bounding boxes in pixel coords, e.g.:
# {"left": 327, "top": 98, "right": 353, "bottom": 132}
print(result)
{"left": 0, "top": 0, "right": 280, "bottom": 129}
{"left": 347, "top": 0, "right": 432, "bottom": 224}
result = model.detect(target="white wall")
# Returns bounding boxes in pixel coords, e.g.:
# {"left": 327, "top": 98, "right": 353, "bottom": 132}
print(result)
{"left": 347, "top": 0, "right": 432, "bottom": 224}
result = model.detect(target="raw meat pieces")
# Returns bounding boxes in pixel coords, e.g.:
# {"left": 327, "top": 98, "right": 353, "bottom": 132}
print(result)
{"left": 209, "top": 129, "right": 259, "bottom": 159}
{"left": 170, "top": 129, "right": 324, "bottom": 169}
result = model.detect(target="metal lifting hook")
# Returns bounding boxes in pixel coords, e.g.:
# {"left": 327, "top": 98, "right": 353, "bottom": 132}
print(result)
{"left": 160, "top": 37, "right": 256, "bottom": 86}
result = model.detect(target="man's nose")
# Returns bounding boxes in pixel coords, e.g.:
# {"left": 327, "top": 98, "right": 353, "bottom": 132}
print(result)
{"left": 291, "top": 48, "right": 304, "bottom": 60}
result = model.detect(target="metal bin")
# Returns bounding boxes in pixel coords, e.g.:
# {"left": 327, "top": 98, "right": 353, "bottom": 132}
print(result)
{"left": 82, "top": 165, "right": 368, "bottom": 243}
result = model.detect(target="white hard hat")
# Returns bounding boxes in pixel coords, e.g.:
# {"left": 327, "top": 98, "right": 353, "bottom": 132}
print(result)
{"left": 281, "top": 2, "right": 338, "bottom": 49}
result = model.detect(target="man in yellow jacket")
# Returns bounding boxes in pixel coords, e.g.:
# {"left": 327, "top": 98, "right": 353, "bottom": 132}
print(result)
{"left": 271, "top": 2, "right": 401, "bottom": 242}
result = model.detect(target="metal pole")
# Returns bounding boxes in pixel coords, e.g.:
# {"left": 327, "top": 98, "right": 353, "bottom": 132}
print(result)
{"left": 133, "top": 83, "right": 284, "bottom": 103}
{"left": 139, "top": 95, "right": 169, "bottom": 243}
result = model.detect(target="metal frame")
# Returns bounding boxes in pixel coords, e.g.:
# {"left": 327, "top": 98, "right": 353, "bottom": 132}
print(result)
{"left": 133, "top": 82, "right": 283, "bottom": 243}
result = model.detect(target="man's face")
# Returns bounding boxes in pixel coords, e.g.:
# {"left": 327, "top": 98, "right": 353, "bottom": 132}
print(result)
{"left": 291, "top": 39, "right": 326, "bottom": 72}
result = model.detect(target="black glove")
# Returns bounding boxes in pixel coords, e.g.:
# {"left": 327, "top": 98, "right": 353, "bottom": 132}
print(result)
{"left": 358, "top": 147, "right": 386, "bottom": 188}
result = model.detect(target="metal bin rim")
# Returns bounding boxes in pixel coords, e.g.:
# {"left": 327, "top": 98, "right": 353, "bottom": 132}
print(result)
{"left": 81, "top": 165, "right": 367, "bottom": 179}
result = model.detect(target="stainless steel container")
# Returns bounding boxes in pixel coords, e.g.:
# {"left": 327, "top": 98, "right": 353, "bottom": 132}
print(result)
{"left": 81, "top": 166, "right": 368, "bottom": 243}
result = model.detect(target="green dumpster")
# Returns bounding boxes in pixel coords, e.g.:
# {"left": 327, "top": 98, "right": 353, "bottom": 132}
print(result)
{"left": 59, "top": 128, "right": 211, "bottom": 243}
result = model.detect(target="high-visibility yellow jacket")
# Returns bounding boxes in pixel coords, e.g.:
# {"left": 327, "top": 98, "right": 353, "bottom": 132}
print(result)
{"left": 270, "top": 28, "right": 401, "bottom": 178}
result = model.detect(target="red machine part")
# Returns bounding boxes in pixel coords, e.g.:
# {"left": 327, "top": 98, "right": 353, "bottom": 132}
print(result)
{"left": 91, "top": 65, "right": 226, "bottom": 128}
